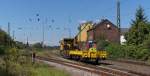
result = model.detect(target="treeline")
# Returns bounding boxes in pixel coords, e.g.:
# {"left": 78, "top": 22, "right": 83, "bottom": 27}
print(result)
{"left": 0, "top": 28, "right": 34, "bottom": 76}
{"left": 100, "top": 6, "right": 150, "bottom": 62}
{"left": 0, "top": 28, "right": 68, "bottom": 76}
{"left": 31, "top": 42, "right": 59, "bottom": 51}
{"left": 0, "top": 28, "right": 41, "bottom": 76}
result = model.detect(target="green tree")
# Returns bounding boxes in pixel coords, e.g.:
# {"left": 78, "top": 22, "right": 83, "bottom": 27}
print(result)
{"left": 0, "top": 29, "right": 13, "bottom": 55}
{"left": 0, "top": 29, "right": 9, "bottom": 46}
{"left": 32, "top": 42, "right": 43, "bottom": 48}
{"left": 125, "top": 6, "right": 150, "bottom": 45}
{"left": 141, "top": 34, "right": 150, "bottom": 60}
{"left": 15, "top": 41, "right": 26, "bottom": 49}
{"left": 97, "top": 40, "right": 109, "bottom": 50}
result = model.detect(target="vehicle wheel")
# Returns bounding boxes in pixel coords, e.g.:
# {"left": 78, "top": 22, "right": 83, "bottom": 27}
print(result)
{"left": 69, "top": 55, "right": 72, "bottom": 59}
{"left": 95, "top": 58, "right": 99, "bottom": 64}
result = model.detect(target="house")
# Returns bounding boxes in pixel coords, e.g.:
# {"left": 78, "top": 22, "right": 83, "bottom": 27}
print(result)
{"left": 87, "top": 19, "right": 120, "bottom": 44}
{"left": 74, "top": 19, "right": 127, "bottom": 50}
{"left": 77, "top": 21, "right": 93, "bottom": 42}
{"left": 75, "top": 21, "right": 93, "bottom": 50}
{"left": 120, "top": 28, "right": 129, "bottom": 45}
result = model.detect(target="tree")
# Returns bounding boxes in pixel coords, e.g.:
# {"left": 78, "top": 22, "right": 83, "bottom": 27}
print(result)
{"left": 125, "top": 6, "right": 150, "bottom": 45}
{"left": 32, "top": 42, "right": 43, "bottom": 48}
{"left": 0, "top": 29, "right": 13, "bottom": 55}
{"left": 15, "top": 41, "right": 26, "bottom": 49}
{"left": 97, "top": 40, "right": 109, "bottom": 50}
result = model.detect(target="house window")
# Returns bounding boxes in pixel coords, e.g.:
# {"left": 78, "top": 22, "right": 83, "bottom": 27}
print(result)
{"left": 106, "top": 24, "right": 111, "bottom": 29}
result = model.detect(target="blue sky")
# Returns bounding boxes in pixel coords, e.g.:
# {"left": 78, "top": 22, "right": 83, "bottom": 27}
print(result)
{"left": 0, "top": 0, "right": 150, "bottom": 46}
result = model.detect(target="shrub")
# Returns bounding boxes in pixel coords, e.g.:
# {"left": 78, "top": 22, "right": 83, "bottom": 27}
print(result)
{"left": 105, "top": 43, "right": 125, "bottom": 59}
{"left": 123, "top": 45, "right": 137, "bottom": 59}
{"left": 106, "top": 43, "right": 150, "bottom": 61}
{"left": 0, "top": 45, "right": 6, "bottom": 55}
{"left": 1, "top": 47, "right": 35, "bottom": 76}
{"left": 97, "top": 40, "right": 109, "bottom": 50}
{"left": 137, "top": 49, "right": 150, "bottom": 60}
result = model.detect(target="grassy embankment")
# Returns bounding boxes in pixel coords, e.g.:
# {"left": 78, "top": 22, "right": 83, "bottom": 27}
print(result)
{"left": 0, "top": 59, "right": 69, "bottom": 76}
{"left": 32, "top": 62, "right": 69, "bottom": 76}
{"left": 32, "top": 48, "right": 69, "bottom": 76}
{"left": 0, "top": 48, "right": 69, "bottom": 76}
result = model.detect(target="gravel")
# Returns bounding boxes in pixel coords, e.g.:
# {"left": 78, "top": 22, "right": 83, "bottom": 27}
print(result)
{"left": 101, "top": 60, "right": 150, "bottom": 75}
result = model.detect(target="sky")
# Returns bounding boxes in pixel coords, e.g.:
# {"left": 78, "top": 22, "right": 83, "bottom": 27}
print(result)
{"left": 0, "top": 0, "right": 150, "bottom": 46}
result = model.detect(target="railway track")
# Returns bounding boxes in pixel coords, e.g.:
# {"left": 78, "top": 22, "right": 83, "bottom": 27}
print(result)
{"left": 109, "top": 59, "right": 150, "bottom": 67}
{"left": 36, "top": 56, "right": 140, "bottom": 76}
{"left": 101, "top": 60, "right": 150, "bottom": 76}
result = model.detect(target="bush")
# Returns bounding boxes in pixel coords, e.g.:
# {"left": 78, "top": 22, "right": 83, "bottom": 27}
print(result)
{"left": 137, "top": 49, "right": 150, "bottom": 60}
{"left": 0, "top": 47, "right": 34, "bottom": 76}
{"left": 105, "top": 43, "right": 125, "bottom": 59}
{"left": 32, "top": 43, "right": 43, "bottom": 49}
{"left": 123, "top": 45, "right": 137, "bottom": 59}
{"left": 0, "top": 45, "right": 6, "bottom": 55}
{"left": 141, "top": 37, "right": 150, "bottom": 61}
{"left": 97, "top": 40, "right": 109, "bottom": 50}
{"left": 106, "top": 43, "right": 150, "bottom": 61}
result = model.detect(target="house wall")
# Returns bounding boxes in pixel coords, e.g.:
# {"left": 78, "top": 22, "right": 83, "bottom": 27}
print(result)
{"left": 88, "top": 19, "right": 120, "bottom": 43}
{"left": 77, "top": 22, "right": 93, "bottom": 42}
{"left": 87, "top": 29, "right": 94, "bottom": 41}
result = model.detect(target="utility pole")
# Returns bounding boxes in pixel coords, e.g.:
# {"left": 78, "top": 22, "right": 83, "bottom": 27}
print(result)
{"left": 42, "top": 22, "right": 44, "bottom": 47}
{"left": 26, "top": 36, "right": 29, "bottom": 47}
{"left": 68, "top": 17, "right": 72, "bottom": 38}
{"left": 8, "top": 22, "right": 10, "bottom": 36}
{"left": 42, "top": 18, "right": 47, "bottom": 47}
{"left": 12, "top": 30, "right": 15, "bottom": 47}
{"left": 117, "top": 0, "right": 121, "bottom": 44}
{"left": 68, "top": 28, "right": 71, "bottom": 38}
{"left": 117, "top": 0, "right": 120, "bottom": 32}
{"left": 13, "top": 30, "right": 15, "bottom": 40}
{"left": 8, "top": 22, "right": 11, "bottom": 46}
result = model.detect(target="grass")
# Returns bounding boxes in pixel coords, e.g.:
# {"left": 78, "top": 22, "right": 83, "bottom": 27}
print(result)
{"left": 33, "top": 67, "right": 69, "bottom": 76}
{"left": 0, "top": 69, "right": 11, "bottom": 76}
{"left": 36, "top": 51, "right": 49, "bottom": 57}
{"left": 32, "top": 62, "right": 70, "bottom": 76}
{"left": 35, "top": 50, "right": 70, "bottom": 76}
{"left": 0, "top": 58, "right": 70, "bottom": 76}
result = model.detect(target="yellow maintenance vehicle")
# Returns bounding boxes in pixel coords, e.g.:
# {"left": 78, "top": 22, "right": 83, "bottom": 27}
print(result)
{"left": 60, "top": 38, "right": 107, "bottom": 64}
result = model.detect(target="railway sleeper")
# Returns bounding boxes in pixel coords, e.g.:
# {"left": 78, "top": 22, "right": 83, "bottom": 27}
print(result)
{"left": 69, "top": 54, "right": 100, "bottom": 64}
{"left": 80, "top": 57, "right": 99, "bottom": 64}
{"left": 69, "top": 55, "right": 81, "bottom": 61}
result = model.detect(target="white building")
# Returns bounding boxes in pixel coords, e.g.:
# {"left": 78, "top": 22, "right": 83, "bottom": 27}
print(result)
{"left": 120, "top": 35, "right": 126, "bottom": 45}
{"left": 120, "top": 28, "right": 128, "bottom": 45}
